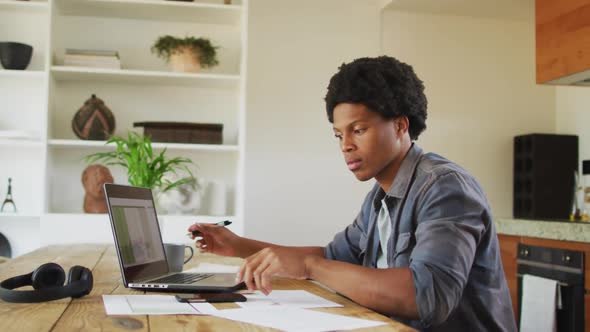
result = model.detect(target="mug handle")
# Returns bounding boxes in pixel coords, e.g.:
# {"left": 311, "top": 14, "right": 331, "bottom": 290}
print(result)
{"left": 184, "top": 245, "right": 194, "bottom": 264}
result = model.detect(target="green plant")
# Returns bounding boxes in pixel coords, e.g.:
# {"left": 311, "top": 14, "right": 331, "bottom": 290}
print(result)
{"left": 151, "top": 35, "right": 219, "bottom": 68}
{"left": 85, "top": 132, "right": 196, "bottom": 192}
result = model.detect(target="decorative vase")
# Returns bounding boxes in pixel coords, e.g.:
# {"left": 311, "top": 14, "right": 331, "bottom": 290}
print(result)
{"left": 72, "top": 94, "right": 116, "bottom": 140}
{"left": 0, "top": 42, "right": 33, "bottom": 70}
{"left": 154, "top": 176, "right": 202, "bottom": 215}
{"left": 169, "top": 46, "right": 201, "bottom": 73}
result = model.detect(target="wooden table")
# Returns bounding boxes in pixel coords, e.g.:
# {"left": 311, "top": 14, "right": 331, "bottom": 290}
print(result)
{"left": 0, "top": 245, "right": 416, "bottom": 331}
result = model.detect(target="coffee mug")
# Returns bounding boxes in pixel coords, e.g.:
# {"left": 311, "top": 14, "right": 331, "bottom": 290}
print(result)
{"left": 163, "top": 243, "right": 194, "bottom": 273}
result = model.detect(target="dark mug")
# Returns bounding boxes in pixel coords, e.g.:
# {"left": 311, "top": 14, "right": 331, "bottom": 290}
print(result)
{"left": 163, "top": 243, "right": 194, "bottom": 273}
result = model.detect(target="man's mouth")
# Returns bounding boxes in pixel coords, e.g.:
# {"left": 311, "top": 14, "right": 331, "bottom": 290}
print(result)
{"left": 346, "top": 159, "right": 362, "bottom": 171}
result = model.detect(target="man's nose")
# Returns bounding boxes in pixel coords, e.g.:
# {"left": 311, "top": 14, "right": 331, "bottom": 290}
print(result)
{"left": 341, "top": 135, "right": 355, "bottom": 152}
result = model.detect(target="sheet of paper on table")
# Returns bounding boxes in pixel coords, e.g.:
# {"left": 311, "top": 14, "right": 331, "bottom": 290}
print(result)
{"left": 209, "top": 306, "right": 387, "bottom": 332}
{"left": 237, "top": 290, "right": 343, "bottom": 309}
{"left": 102, "top": 295, "right": 217, "bottom": 315}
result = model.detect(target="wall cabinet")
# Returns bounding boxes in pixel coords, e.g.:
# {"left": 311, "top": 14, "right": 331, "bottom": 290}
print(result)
{"left": 0, "top": 0, "right": 248, "bottom": 257}
{"left": 498, "top": 234, "right": 590, "bottom": 330}
{"left": 536, "top": 0, "right": 590, "bottom": 85}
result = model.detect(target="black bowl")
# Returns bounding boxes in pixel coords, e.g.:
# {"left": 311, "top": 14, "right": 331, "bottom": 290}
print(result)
{"left": 0, "top": 42, "right": 33, "bottom": 70}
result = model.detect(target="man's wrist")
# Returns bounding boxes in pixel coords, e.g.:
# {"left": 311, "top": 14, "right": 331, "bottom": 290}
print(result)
{"left": 303, "top": 254, "right": 320, "bottom": 279}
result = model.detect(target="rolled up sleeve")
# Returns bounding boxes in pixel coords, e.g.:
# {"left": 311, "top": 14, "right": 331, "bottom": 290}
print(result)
{"left": 409, "top": 172, "right": 487, "bottom": 327}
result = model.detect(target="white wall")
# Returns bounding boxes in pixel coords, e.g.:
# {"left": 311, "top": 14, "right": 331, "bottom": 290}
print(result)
{"left": 381, "top": 11, "right": 555, "bottom": 219}
{"left": 556, "top": 87, "right": 590, "bottom": 164}
{"left": 245, "top": 0, "right": 382, "bottom": 245}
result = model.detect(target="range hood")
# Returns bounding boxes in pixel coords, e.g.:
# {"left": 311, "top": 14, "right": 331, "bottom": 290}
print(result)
{"left": 544, "top": 69, "right": 590, "bottom": 87}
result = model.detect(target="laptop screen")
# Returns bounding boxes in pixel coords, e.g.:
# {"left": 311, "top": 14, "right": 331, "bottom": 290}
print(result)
{"left": 104, "top": 184, "right": 169, "bottom": 283}
{"left": 109, "top": 197, "right": 165, "bottom": 267}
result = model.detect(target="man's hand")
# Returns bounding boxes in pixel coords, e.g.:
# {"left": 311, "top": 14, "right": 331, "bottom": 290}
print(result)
{"left": 188, "top": 223, "right": 241, "bottom": 257}
{"left": 237, "top": 247, "right": 313, "bottom": 295}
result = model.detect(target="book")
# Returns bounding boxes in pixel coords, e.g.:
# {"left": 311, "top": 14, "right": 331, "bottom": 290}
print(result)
{"left": 65, "top": 48, "right": 119, "bottom": 58}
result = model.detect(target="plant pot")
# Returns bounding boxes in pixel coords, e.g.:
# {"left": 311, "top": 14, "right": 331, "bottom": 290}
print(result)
{"left": 0, "top": 42, "right": 33, "bottom": 70}
{"left": 169, "top": 46, "right": 201, "bottom": 73}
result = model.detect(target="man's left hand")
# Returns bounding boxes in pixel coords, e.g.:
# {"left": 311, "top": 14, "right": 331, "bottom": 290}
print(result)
{"left": 237, "top": 247, "right": 311, "bottom": 295}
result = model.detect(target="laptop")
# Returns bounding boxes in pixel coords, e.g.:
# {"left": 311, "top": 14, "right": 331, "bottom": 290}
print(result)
{"left": 103, "top": 183, "right": 244, "bottom": 293}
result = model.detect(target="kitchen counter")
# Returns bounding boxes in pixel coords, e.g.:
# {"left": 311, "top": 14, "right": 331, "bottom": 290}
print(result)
{"left": 495, "top": 218, "right": 590, "bottom": 243}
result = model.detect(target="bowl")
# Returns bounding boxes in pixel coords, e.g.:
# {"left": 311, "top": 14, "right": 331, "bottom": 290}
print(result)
{"left": 0, "top": 42, "right": 33, "bottom": 70}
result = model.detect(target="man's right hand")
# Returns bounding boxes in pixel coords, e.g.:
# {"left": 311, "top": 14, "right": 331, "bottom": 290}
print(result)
{"left": 188, "top": 223, "right": 241, "bottom": 257}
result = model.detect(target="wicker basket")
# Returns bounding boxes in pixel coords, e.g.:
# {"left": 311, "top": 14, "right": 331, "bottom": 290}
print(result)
{"left": 133, "top": 122, "right": 223, "bottom": 144}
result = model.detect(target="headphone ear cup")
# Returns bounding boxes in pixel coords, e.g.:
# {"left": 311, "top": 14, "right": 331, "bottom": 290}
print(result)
{"left": 67, "top": 266, "right": 93, "bottom": 298}
{"left": 31, "top": 263, "right": 65, "bottom": 290}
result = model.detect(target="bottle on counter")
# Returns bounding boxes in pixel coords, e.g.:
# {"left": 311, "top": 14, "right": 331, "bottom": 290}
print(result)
{"left": 582, "top": 160, "right": 590, "bottom": 222}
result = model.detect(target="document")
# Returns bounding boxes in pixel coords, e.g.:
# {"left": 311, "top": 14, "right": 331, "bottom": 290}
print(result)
{"left": 102, "top": 295, "right": 217, "bottom": 315}
{"left": 209, "top": 306, "right": 387, "bottom": 332}
{"left": 238, "top": 290, "right": 342, "bottom": 309}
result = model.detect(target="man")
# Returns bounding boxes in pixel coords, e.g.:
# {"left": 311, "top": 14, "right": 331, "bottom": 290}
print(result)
{"left": 188, "top": 56, "right": 516, "bottom": 331}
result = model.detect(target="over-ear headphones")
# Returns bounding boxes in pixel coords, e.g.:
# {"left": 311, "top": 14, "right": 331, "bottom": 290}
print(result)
{"left": 0, "top": 262, "right": 93, "bottom": 303}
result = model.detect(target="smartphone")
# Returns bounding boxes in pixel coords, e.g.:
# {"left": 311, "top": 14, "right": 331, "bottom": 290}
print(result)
{"left": 175, "top": 293, "right": 247, "bottom": 303}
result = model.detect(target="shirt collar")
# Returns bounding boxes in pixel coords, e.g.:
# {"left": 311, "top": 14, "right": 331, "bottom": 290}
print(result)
{"left": 373, "top": 143, "right": 424, "bottom": 208}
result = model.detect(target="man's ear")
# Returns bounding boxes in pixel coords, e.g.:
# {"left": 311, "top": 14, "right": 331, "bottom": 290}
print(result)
{"left": 395, "top": 117, "right": 410, "bottom": 134}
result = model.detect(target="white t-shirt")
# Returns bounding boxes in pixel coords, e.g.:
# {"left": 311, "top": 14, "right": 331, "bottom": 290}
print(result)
{"left": 376, "top": 198, "right": 392, "bottom": 269}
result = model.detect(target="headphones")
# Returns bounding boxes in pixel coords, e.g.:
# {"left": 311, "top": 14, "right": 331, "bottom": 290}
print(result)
{"left": 0, "top": 262, "right": 93, "bottom": 303}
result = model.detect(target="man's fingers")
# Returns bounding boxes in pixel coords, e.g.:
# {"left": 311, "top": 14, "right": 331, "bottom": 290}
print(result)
{"left": 253, "top": 258, "right": 271, "bottom": 294}
{"left": 239, "top": 252, "right": 266, "bottom": 291}
{"left": 260, "top": 269, "right": 274, "bottom": 295}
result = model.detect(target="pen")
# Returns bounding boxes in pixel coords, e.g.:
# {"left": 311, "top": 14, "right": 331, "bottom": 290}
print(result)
{"left": 186, "top": 220, "right": 232, "bottom": 237}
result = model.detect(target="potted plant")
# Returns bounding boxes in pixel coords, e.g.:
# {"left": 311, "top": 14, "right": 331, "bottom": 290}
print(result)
{"left": 85, "top": 132, "right": 197, "bottom": 193}
{"left": 151, "top": 35, "right": 219, "bottom": 73}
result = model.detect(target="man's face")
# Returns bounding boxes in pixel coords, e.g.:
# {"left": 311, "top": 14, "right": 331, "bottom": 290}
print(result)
{"left": 332, "top": 103, "right": 404, "bottom": 187}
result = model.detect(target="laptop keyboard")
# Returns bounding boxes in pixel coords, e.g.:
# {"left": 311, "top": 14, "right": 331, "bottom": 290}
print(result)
{"left": 150, "top": 273, "right": 214, "bottom": 285}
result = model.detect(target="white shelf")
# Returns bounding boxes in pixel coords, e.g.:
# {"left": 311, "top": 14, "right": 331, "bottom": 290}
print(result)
{"left": 0, "top": 139, "right": 44, "bottom": 148}
{"left": 0, "top": 0, "right": 48, "bottom": 11}
{"left": 51, "top": 66, "right": 240, "bottom": 88}
{"left": 0, "top": 213, "right": 40, "bottom": 218}
{"left": 55, "top": 0, "right": 242, "bottom": 24}
{"left": 0, "top": 69, "right": 46, "bottom": 79}
{"left": 48, "top": 139, "right": 239, "bottom": 152}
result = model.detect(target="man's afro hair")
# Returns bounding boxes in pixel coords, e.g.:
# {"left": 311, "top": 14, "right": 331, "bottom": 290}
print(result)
{"left": 324, "top": 56, "right": 427, "bottom": 140}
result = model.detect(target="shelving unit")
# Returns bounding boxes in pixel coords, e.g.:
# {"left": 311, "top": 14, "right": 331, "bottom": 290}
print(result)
{"left": 0, "top": 0, "right": 248, "bottom": 257}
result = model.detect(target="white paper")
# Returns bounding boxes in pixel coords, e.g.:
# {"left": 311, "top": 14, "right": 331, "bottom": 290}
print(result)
{"left": 238, "top": 290, "right": 342, "bottom": 309}
{"left": 209, "top": 306, "right": 386, "bottom": 332}
{"left": 520, "top": 274, "right": 557, "bottom": 332}
{"left": 183, "top": 263, "right": 240, "bottom": 274}
{"left": 102, "top": 295, "right": 216, "bottom": 315}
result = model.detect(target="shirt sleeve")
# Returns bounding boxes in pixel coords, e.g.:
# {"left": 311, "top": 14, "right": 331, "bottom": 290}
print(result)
{"left": 324, "top": 190, "right": 373, "bottom": 264}
{"left": 409, "top": 171, "right": 488, "bottom": 328}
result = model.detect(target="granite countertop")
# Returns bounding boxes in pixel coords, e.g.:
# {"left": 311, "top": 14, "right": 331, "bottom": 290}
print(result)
{"left": 495, "top": 218, "right": 590, "bottom": 243}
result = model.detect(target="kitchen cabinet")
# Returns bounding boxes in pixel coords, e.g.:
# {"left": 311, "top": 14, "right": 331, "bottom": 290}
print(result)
{"left": 0, "top": 0, "right": 248, "bottom": 256}
{"left": 499, "top": 234, "right": 519, "bottom": 322}
{"left": 499, "top": 234, "right": 590, "bottom": 330}
{"left": 536, "top": 0, "right": 590, "bottom": 85}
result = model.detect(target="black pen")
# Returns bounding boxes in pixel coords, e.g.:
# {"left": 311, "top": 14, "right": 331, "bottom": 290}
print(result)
{"left": 186, "top": 220, "right": 232, "bottom": 237}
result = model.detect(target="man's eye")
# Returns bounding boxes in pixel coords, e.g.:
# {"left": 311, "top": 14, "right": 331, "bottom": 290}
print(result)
{"left": 334, "top": 134, "right": 342, "bottom": 140}
{"left": 353, "top": 128, "right": 366, "bottom": 135}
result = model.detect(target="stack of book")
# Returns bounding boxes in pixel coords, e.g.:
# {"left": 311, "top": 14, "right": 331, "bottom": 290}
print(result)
{"left": 64, "top": 49, "right": 121, "bottom": 69}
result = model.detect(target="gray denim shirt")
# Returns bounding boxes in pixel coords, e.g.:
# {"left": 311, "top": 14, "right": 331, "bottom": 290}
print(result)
{"left": 325, "top": 144, "right": 517, "bottom": 332}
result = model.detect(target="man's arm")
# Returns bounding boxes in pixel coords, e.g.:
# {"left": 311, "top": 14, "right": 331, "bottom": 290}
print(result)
{"left": 188, "top": 222, "right": 326, "bottom": 258}
{"left": 238, "top": 246, "right": 418, "bottom": 319}
{"left": 305, "top": 255, "right": 419, "bottom": 319}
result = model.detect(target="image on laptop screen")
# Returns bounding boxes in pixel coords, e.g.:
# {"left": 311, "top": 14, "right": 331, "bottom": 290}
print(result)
{"left": 109, "top": 197, "right": 165, "bottom": 267}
